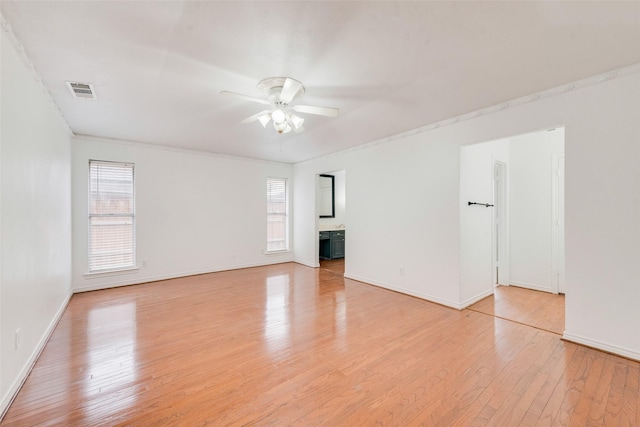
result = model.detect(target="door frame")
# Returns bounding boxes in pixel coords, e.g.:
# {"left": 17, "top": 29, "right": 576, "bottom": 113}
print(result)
{"left": 492, "top": 160, "right": 510, "bottom": 286}
{"left": 552, "top": 154, "right": 565, "bottom": 294}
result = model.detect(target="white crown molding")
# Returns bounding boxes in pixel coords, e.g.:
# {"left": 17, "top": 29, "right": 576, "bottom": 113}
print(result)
{"left": 73, "top": 134, "right": 293, "bottom": 167}
{"left": 1, "top": 12, "right": 73, "bottom": 135}
{"left": 297, "top": 62, "right": 640, "bottom": 165}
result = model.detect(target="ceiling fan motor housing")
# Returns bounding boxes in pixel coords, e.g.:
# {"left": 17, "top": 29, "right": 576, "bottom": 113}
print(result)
{"left": 258, "top": 77, "right": 305, "bottom": 104}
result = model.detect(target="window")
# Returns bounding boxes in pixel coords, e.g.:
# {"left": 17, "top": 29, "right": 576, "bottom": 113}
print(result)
{"left": 266, "top": 177, "right": 288, "bottom": 252}
{"left": 89, "top": 160, "right": 135, "bottom": 272}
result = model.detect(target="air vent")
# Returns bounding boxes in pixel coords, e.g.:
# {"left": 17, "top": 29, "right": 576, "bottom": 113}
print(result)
{"left": 66, "top": 81, "right": 97, "bottom": 100}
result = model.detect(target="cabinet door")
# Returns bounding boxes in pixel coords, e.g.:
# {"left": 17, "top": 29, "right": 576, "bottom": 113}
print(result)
{"left": 332, "top": 237, "right": 345, "bottom": 258}
{"left": 319, "top": 238, "right": 331, "bottom": 259}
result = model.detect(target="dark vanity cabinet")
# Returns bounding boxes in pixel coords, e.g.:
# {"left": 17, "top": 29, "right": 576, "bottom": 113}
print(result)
{"left": 332, "top": 231, "right": 345, "bottom": 258}
{"left": 319, "top": 230, "right": 345, "bottom": 260}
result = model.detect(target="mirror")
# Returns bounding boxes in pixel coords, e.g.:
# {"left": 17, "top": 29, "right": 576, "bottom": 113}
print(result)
{"left": 319, "top": 174, "right": 335, "bottom": 218}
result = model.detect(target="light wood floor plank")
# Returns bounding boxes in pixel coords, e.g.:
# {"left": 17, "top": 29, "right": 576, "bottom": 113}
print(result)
{"left": 621, "top": 361, "right": 640, "bottom": 426}
{"left": 1, "top": 262, "right": 638, "bottom": 426}
{"left": 468, "top": 285, "right": 565, "bottom": 334}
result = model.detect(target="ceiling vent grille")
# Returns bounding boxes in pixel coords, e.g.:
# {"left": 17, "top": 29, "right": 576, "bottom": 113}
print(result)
{"left": 66, "top": 81, "right": 97, "bottom": 100}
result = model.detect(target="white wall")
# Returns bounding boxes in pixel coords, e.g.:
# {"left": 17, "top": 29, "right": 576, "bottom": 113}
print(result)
{"left": 293, "top": 69, "right": 640, "bottom": 360}
{"left": 319, "top": 169, "right": 346, "bottom": 230}
{"left": 1, "top": 29, "right": 72, "bottom": 413}
{"left": 459, "top": 139, "right": 509, "bottom": 306}
{"left": 72, "top": 136, "right": 293, "bottom": 291}
{"left": 509, "top": 129, "right": 564, "bottom": 292}
{"left": 295, "top": 135, "right": 463, "bottom": 307}
{"left": 562, "top": 76, "right": 640, "bottom": 359}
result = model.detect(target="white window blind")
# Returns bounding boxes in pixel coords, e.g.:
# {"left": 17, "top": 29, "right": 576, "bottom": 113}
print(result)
{"left": 266, "top": 178, "right": 288, "bottom": 252}
{"left": 89, "top": 160, "right": 135, "bottom": 272}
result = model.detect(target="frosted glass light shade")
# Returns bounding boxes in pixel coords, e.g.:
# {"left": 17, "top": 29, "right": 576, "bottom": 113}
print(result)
{"left": 271, "top": 109, "right": 286, "bottom": 124}
{"left": 273, "top": 121, "right": 292, "bottom": 134}
{"left": 257, "top": 113, "right": 271, "bottom": 127}
{"left": 288, "top": 113, "right": 304, "bottom": 129}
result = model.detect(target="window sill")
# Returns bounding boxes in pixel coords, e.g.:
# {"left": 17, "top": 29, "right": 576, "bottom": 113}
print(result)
{"left": 265, "top": 249, "right": 290, "bottom": 255}
{"left": 84, "top": 266, "right": 139, "bottom": 279}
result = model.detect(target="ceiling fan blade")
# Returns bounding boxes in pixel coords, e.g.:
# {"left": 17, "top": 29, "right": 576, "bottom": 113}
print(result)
{"left": 292, "top": 104, "right": 339, "bottom": 117}
{"left": 279, "top": 78, "right": 303, "bottom": 104}
{"left": 240, "top": 110, "right": 271, "bottom": 127}
{"left": 220, "top": 91, "right": 271, "bottom": 106}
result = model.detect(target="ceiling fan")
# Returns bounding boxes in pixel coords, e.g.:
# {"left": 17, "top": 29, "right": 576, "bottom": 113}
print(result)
{"left": 220, "top": 77, "right": 339, "bottom": 134}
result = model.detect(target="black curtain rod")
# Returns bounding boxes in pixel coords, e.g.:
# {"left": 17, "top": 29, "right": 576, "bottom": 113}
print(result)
{"left": 468, "top": 201, "right": 494, "bottom": 207}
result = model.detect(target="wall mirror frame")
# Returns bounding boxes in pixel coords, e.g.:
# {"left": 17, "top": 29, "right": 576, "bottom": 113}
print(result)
{"left": 319, "top": 174, "right": 335, "bottom": 218}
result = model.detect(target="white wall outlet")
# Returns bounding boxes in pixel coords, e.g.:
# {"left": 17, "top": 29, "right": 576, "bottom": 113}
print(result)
{"left": 142, "top": 260, "right": 147, "bottom": 267}
{"left": 15, "top": 328, "right": 21, "bottom": 350}
{"left": 399, "top": 266, "right": 405, "bottom": 276}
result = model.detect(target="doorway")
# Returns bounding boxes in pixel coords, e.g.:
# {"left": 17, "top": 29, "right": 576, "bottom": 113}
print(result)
{"left": 460, "top": 127, "right": 565, "bottom": 330}
{"left": 317, "top": 170, "right": 346, "bottom": 276}
{"left": 460, "top": 127, "right": 565, "bottom": 301}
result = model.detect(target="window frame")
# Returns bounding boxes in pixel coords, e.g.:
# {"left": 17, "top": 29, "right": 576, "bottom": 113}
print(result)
{"left": 87, "top": 159, "right": 136, "bottom": 273}
{"left": 266, "top": 177, "right": 289, "bottom": 253}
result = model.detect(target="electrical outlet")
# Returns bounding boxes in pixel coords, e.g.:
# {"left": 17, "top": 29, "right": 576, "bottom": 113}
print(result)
{"left": 15, "top": 328, "right": 20, "bottom": 350}
{"left": 399, "top": 266, "right": 405, "bottom": 276}
{"left": 142, "top": 260, "right": 147, "bottom": 267}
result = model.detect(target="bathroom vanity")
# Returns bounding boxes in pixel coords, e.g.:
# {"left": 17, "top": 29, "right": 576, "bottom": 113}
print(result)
{"left": 319, "top": 230, "right": 345, "bottom": 260}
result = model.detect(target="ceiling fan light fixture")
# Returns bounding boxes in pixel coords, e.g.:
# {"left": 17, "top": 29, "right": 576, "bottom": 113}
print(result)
{"left": 271, "top": 109, "right": 286, "bottom": 124}
{"left": 257, "top": 113, "right": 271, "bottom": 128}
{"left": 288, "top": 113, "right": 304, "bottom": 129}
{"left": 222, "top": 77, "right": 338, "bottom": 135}
{"left": 274, "top": 121, "right": 291, "bottom": 134}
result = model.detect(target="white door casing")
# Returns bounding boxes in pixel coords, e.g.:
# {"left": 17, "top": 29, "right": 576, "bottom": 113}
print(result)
{"left": 552, "top": 154, "right": 566, "bottom": 293}
{"left": 493, "top": 161, "right": 510, "bottom": 286}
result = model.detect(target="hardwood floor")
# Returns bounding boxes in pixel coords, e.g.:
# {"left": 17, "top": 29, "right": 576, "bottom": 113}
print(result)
{"left": 319, "top": 258, "right": 345, "bottom": 275}
{"left": 467, "top": 285, "right": 565, "bottom": 334}
{"left": 2, "top": 262, "right": 638, "bottom": 426}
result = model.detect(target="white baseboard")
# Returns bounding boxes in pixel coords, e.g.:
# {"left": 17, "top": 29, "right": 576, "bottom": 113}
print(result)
{"left": 344, "top": 273, "right": 462, "bottom": 310}
{"left": 510, "top": 281, "right": 555, "bottom": 294}
{"left": 74, "top": 258, "right": 294, "bottom": 293}
{"left": 562, "top": 332, "right": 640, "bottom": 362}
{"left": 460, "top": 288, "right": 494, "bottom": 309}
{"left": 294, "top": 259, "right": 320, "bottom": 268}
{"left": 0, "top": 291, "right": 72, "bottom": 420}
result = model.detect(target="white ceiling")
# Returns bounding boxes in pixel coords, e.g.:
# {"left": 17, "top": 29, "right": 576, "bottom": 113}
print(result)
{"left": 2, "top": 1, "right": 640, "bottom": 163}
